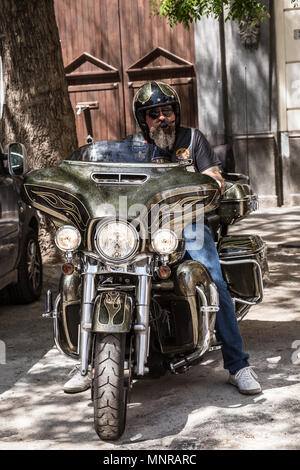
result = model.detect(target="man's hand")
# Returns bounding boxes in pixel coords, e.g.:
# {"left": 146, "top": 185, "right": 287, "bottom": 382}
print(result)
{"left": 202, "top": 165, "right": 225, "bottom": 195}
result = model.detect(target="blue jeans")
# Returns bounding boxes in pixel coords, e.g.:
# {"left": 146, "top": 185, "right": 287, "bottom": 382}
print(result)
{"left": 184, "top": 223, "right": 250, "bottom": 374}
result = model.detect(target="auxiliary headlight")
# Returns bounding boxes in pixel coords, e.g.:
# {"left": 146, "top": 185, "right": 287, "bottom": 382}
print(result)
{"left": 151, "top": 229, "right": 178, "bottom": 255}
{"left": 95, "top": 219, "right": 139, "bottom": 262}
{"left": 55, "top": 225, "right": 81, "bottom": 252}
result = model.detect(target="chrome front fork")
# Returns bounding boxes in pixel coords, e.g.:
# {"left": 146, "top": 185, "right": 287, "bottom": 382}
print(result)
{"left": 79, "top": 270, "right": 96, "bottom": 376}
{"left": 78, "top": 258, "right": 152, "bottom": 377}
{"left": 134, "top": 273, "right": 151, "bottom": 376}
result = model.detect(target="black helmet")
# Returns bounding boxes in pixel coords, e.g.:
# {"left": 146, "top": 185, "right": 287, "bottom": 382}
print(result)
{"left": 133, "top": 81, "right": 181, "bottom": 141}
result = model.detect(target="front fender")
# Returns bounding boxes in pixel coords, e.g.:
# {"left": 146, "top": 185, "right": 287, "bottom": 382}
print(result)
{"left": 92, "top": 291, "right": 133, "bottom": 333}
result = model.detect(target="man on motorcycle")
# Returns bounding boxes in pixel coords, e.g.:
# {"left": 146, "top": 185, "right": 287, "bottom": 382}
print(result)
{"left": 127, "top": 81, "right": 262, "bottom": 395}
{"left": 63, "top": 81, "right": 261, "bottom": 396}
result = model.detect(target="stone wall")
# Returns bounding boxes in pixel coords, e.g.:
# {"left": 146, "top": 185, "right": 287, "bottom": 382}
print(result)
{"left": 194, "top": 1, "right": 281, "bottom": 207}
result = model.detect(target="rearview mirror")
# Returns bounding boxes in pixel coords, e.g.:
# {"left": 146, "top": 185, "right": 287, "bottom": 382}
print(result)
{"left": 8, "top": 143, "right": 28, "bottom": 176}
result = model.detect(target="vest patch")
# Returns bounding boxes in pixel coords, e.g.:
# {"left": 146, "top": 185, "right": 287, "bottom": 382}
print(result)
{"left": 176, "top": 147, "right": 190, "bottom": 161}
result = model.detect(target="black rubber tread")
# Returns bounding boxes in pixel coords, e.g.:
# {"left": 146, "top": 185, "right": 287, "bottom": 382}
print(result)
{"left": 8, "top": 229, "right": 43, "bottom": 304}
{"left": 93, "top": 333, "right": 127, "bottom": 441}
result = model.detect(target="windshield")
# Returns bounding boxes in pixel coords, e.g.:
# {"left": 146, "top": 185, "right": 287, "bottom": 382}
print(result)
{"left": 66, "top": 140, "right": 163, "bottom": 164}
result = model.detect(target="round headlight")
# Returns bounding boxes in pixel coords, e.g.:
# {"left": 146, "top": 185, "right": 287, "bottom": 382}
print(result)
{"left": 95, "top": 219, "right": 139, "bottom": 262}
{"left": 55, "top": 225, "right": 81, "bottom": 252}
{"left": 151, "top": 229, "right": 178, "bottom": 255}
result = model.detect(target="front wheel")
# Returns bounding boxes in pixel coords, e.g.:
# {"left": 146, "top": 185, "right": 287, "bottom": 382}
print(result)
{"left": 93, "top": 333, "right": 127, "bottom": 441}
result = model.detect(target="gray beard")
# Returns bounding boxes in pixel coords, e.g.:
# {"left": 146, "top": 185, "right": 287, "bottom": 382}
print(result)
{"left": 149, "top": 126, "right": 176, "bottom": 150}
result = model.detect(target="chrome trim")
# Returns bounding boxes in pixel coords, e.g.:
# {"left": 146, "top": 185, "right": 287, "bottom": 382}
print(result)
{"left": 151, "top": 228, "right": 178, "bottom": 255}
{"left": 91, "top": 172, "right": 150, "bottom": 185}
{"left": 52, "top": 293, "right": 67, "bottom": 357}
{"left": 54, "top": 225, "right": 81, "bottom": 252}
{"left": 49, "top": 293, "right": 80, "bottom": 360}
{"left": 97, "top": 285, "right": 136, "bottom": 292}
{"left": 169, "top": 285, "right": 218, "bottom": 373}
{"left": 80, "top": 261, "right": 96, "bottom": 375}
{"left": 208, "top": 344, "right": 222, "bottom": 352}
{"left": 221, "top": 194, "right": 257, "bottom": 205}
{"left": 224, "top": 172, "right": 250, "bottom": 181}
{"left": 64, "top": 160, "right": 191, "bottom": 169}
{"left": 81, "top": 252, "right": 153, "bottom": 277}
{"left": 219, "top": 241, "right": 265, "bottom": 259}
{"left": 82, "top": 250, "right": 100, "bottom": 260}
{"left": 77, "top": 324, "right": 81, "bottom": 355}
{"left": 134, "top": 261, "right": 152, "bottom": 376}
{"left": 197, "top": 286, "right": 219, "bottom": 354}
{"left": 219, "top": 251, "right": 262, "bottom": 260}
{"left": 209, "top": 282, "right": 219, "bottom": 307}
{"left": 152, "top": 281, "right": 174, "bottom": 290}
{"left": 94, "top": 218, "right": 139, "bottom": 264}
{"left": 79, "top": 255, "right": 152, "bottom": 376}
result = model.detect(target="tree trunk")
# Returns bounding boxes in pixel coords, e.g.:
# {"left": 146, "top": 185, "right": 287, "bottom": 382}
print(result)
{"left": 0, "top": 0, "right": 78, "bottom": 261}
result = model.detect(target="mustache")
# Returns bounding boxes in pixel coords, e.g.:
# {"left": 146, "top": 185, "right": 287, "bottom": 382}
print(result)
{"left": 151, "top": 120, "right": 175, "bottom": 130}
{"left": 160, "top": 120, "right": 174, "bottom": 128}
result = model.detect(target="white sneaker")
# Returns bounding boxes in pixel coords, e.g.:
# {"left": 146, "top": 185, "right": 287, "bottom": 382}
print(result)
{"left": 229, "top": 366, "right": 262, "bottom": 395}
{"left": 63, "top": 365, "right": 92, "bottom": 394}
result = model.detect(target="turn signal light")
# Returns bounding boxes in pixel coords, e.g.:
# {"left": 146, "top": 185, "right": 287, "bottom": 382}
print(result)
{"left": 157, "top": 266, "right": 171, "bottom": 279}
{"left": 62, "top": 263, "right": 75, "bottom": 275}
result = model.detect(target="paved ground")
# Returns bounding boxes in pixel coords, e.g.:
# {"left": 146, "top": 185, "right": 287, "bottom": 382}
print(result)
{"left": 229, "top": 205, "right": 300, "bottom": 249}
{"left": 0, "top": 207, "right": 300, "bottom": 450}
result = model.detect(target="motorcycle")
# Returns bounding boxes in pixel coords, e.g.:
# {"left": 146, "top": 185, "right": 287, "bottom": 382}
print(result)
{"left": 12, "top": 140, "right": 267, "bottom": 441}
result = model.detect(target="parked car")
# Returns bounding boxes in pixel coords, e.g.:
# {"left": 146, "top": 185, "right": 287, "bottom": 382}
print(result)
{"left": 0, "top": 55, "right": 42, "bottom": 303}
{"left": 0, "top": 143, "right": 42, "bottom": 303}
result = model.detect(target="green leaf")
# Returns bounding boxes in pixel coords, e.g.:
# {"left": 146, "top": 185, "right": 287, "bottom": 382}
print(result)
{"left": 151, "top": 0, "right": 298, "bottom": 27}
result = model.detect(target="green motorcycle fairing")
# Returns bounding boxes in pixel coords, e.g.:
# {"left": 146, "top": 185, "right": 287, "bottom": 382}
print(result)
{"left": 22, "top": 160, "right": 221, "bottom": 247}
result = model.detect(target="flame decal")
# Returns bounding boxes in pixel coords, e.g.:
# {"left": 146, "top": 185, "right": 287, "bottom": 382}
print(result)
{"left": 24, "top": 184, "right": 90, "bottom": 231}
{"left": 149, "top": 194, "right": 209, "bottom": 234}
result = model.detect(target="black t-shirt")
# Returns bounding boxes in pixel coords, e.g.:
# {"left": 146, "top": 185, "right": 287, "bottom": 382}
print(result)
{"left": 171, "top": 127, "right": 221, "bottom": 172}
{"left": 126, "top": 127, "right": 221, "bottom": 172}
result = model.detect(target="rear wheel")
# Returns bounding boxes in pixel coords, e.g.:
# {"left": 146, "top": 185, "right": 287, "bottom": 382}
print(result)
{"left": 93, "top": 333, "right": 127, "bottom": 441}
{"left": 9, "top": 229, "right": 42, "bottom": 304}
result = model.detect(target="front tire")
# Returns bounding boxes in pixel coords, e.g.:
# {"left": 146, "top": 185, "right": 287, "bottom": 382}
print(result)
{"left": 93, "top": 333, "right": 127, "bottom": 441}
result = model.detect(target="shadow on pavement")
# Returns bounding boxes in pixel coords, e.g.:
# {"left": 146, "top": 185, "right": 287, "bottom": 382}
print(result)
{"left": 0, "top": 264, "right": 61, "bottom": 394}
{"left": 0, "top": 317, "right": 299, "bottom": 449}
{"left": 0, "top": 251, "right": 299, "bottom": 449}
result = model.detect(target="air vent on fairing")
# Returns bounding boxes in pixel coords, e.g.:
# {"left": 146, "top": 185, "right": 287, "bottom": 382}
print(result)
{"left": 91, "top": 172, "right": 149, "bottom": 185}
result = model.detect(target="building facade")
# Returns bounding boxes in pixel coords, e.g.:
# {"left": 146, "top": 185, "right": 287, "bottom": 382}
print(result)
{"left": 194, "top": 0, "right": 300, "bottom": 207}
{"left": 54, "top": 0, "right": 300, "bottom": 207}
{"left": 54, "top": 0, "right": 198, "bottom": 144}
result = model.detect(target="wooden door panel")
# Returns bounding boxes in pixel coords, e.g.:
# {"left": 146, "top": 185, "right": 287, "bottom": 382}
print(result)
{"left": 54, "top": 0, "right": 198, "bottom": 142}
{"left": 55, "top": 0, "right": 124, "bottom": 145}
{"left": 69, "top": 84, "right": 123, "bottom": 146}
{"left": 171, "top": 79, "right": 198, "bottom": 128}
{"left": 119, "top": 0, "right": 197, "bottom": 137}
{"left": 55, "top": 0, "right": 121, "bottom": 70}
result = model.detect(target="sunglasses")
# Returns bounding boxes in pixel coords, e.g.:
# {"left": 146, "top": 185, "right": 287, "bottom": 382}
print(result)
{"left": 146, "top": 108, "right": 174, "bottom": 119}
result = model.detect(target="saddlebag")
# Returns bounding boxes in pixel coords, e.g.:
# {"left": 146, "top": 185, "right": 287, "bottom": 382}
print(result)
{"left": 218, "top": 234, "right": 266, "bottom": 301}
{"left": 217, "top": 182, "right": 258, "bottom": 226}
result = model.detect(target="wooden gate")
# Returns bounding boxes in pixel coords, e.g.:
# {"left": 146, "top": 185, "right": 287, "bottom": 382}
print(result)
{"left": 54, "top": 0, "right": 197, "bottom": 146}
